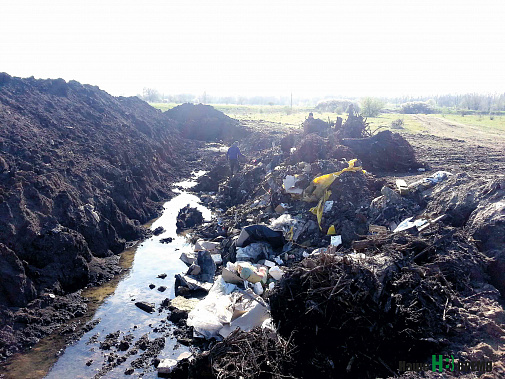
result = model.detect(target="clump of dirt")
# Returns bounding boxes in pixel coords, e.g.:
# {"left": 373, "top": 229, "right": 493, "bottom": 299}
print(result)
{"left": 292, "top": 133, "right": 328, "bottom": 163}
{"left": 164, "top": 103, "right": 248, "bottom": 142}
{"left": 176, "top": 205, "right": 204, "bottom": 231}
{"left": 342, "top": 130, "right": 420, "bottom": 171}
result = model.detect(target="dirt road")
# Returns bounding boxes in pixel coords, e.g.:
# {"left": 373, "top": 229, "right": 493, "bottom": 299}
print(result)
{"left": 402, "top": 115, "right": 505, "bottom": 179}
{"left": 412, "top": 114, "right": 505, "bottom": 148}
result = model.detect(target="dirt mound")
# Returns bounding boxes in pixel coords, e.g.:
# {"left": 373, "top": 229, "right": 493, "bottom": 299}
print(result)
{"left": 342, "top": 130, "right": 419, "bottom": 171}
{"left": 164, "top": 103, "right": 248, "bottom": 142}
{"left": 320, "top": 171, "right": 378, "bottom": 245}
{"left": 0, "top": 73, "right": 192, "bottom": 359}
{"left": 302, "top": 117, "right": 330, "bottom": 135}
{"left": 292, "top": 133, "right": 328, "bottom": 163}
{"left": 422, "top": 174, "right": 505, "bottom": 252}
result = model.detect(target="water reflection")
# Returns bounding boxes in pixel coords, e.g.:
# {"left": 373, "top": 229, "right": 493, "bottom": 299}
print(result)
{"left": 46, "top": 176, "right": 211, "bottom": 378}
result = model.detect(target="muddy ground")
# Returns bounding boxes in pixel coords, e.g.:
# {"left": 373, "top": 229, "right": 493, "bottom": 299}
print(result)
{"left": 1, "top": 75, "right": 504, "bottom": 378}
{"left": 0, "top": 74, "right": 247, "bottom": 366}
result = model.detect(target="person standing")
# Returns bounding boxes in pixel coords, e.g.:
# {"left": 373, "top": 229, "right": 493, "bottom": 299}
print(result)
{"left": 226, "top": 141, "right": 245, "bottom": 177}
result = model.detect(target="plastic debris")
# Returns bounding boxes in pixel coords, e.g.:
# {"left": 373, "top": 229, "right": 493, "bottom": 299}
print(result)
{"left": 331, "top": 235, "right": 342, "bottom": 246}
{"left": 408, "top": 171, "right": 453, "bottom": 192}
{"left": 253, "top": 282, "right": 264, "bottom": 295}
{"left": 158, "top": 358, "right": 178, "bottom": 374}
{"left": 283, "top": 175, "right": 304, "bottom": 195}
{"left": 323, "top": 200, "right": 334, "bottom": 213}
{"left": 236, "top": 225, "right": 285, "bottom": 248}
{"left": 393, "top": 217, "right": 428, "bottom": 233}
{"left": 269, "top": 266, "right": 284, "bottom": 281}
{"left": 303, "top": 159, "right": 365, "bottom": 202}
{"left": 211, "top": 254, "right": 223, "bottom": 265}
{"left": 236, "top": 242, "right": 273, "bottom": 263}
{"left": 194, "top": 240, "right": 220, "bottom": 253}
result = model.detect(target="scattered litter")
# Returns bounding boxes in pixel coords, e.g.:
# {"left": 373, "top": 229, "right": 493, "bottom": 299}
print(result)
{"left": 236, "top": 225, "right": 285, "bottom": 248}
{"left": 170, "top": 296, "right": 200, "bottom": 312}
{"left": 396, "top": 179, "right": 409, "bottom": 195}
{"left": 393, "top": 217, "right": 428, "bottom": 233}
{"left": 283, "top": 175, "right": 304, "bottom": 195}
{"left": 269, "top": 266, "right": 284, "bottom": 281}
{"left": 323, "top": 200, "right": 334, "bottom": 213}
{"left": 211, "top": 254, "right": 223, "bottom": 265}
{"left": 186, "top": 264, "right": 201, "bottom": 276}
{"left": 331, "top": 235, "right": 342, "bottom": 246}
{"left": 179, "top": 251, "right": 196, "bottom": 266}
{"left": 194, "top": 240, "right": 220, "bottom": 253}
{"left": 158, "top": 358, "right": 178, "bottom": 374}
{"left": 408, "top": 171, "right": 453, "bottom": 192}
{"left": 236, "top": 242, "right": 273, "bottom": 262}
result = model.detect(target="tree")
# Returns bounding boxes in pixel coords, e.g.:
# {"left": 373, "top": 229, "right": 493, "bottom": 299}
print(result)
{"left": 142, "top": 88, "right": 161, "bottom": 103}
{"left": 360, "top": 97, "right": 385, "bottom": 117}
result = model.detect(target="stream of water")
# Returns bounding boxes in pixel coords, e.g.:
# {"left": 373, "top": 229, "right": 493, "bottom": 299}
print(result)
{"left": 43, "top": 172, "right": 211, "bottom": 378}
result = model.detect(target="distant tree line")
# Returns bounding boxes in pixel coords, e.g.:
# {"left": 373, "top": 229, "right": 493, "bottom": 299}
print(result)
{"left": 137, "top": 88, "right": 505, "bottom": 113}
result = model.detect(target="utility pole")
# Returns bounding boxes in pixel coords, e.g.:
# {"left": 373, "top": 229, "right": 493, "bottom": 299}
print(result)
{"left": 290, "top": 92, "right": 293, "bottom": 110}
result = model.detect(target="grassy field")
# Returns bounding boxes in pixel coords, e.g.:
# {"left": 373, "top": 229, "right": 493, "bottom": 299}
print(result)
{"left": 432, "top": 113, "right": 505, "bottom": 133}
{"left": 150, "top": 102, "right": 504, "bottom": 135}
{"left": 150, "top": 102, "right": 423, "bottom": 131}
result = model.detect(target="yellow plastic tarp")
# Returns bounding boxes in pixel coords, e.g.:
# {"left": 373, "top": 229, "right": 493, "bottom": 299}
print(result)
{"left": 309, "top": 190, "right": 331, "bottom": 230}
{"left": 303, "top": 159, "right": 365, "bottom": 203}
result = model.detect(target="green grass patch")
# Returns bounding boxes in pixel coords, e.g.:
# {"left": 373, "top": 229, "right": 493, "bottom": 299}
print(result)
{"left": 150, "top": 102, "right": 429, "bottom": 135}
{"left": 149, "top": 102, "right": 179, "bottom": 112}
{"left": 433, "top": 113, "right": 505, "bottom": 133}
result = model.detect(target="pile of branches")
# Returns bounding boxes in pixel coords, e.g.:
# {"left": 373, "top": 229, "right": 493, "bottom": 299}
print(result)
{"left": 336, "top": 112, "right": 372, "bottom": 139}
{"left": 268, "top": 248, "right": 463, "bottom": 378}
{"left": 174, "top": 328, "right": 297, "bottom": 379}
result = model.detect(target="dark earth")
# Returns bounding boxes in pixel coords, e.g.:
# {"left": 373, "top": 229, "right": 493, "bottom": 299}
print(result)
{"left": 1, "top": 72, "right": 505, "bottom": 378}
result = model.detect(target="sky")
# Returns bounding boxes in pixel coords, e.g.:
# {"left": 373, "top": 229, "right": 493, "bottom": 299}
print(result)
{"left": 1, "top": 0, "right": 504, "bottom": 98}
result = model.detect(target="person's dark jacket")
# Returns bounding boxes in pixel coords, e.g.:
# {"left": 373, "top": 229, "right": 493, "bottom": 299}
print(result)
{"left": 227, "top": 145, "right": 244, "bottom": 160}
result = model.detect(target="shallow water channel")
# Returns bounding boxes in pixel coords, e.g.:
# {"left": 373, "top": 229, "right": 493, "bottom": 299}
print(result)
{"left": 44, "top": 173, "right": 211, "bottom": 378}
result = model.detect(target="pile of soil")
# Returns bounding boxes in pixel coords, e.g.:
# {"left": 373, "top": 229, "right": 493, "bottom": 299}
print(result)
{"left": 302, "top": 117, "right": 330, "bottom": 135}
{"left": 292, "top": 133, "right": 328, "bottom": 163}
{"left": 342, "top": 130, "right": 421, "bottom": 171}
{"left": 164, "top": 103, "right": 248, "bottom": 142}
{"left": 0, "top": 73, "right": 190, "bottom": 360}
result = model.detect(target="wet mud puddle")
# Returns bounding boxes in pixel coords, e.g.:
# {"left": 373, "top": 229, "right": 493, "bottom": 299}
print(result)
{"left": 44, "top": 172, "right": 210, "bottom": 378}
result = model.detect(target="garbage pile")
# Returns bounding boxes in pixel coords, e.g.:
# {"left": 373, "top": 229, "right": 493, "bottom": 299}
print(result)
{"left": 166, "top": 122, "right": 505, "bottom": 378}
